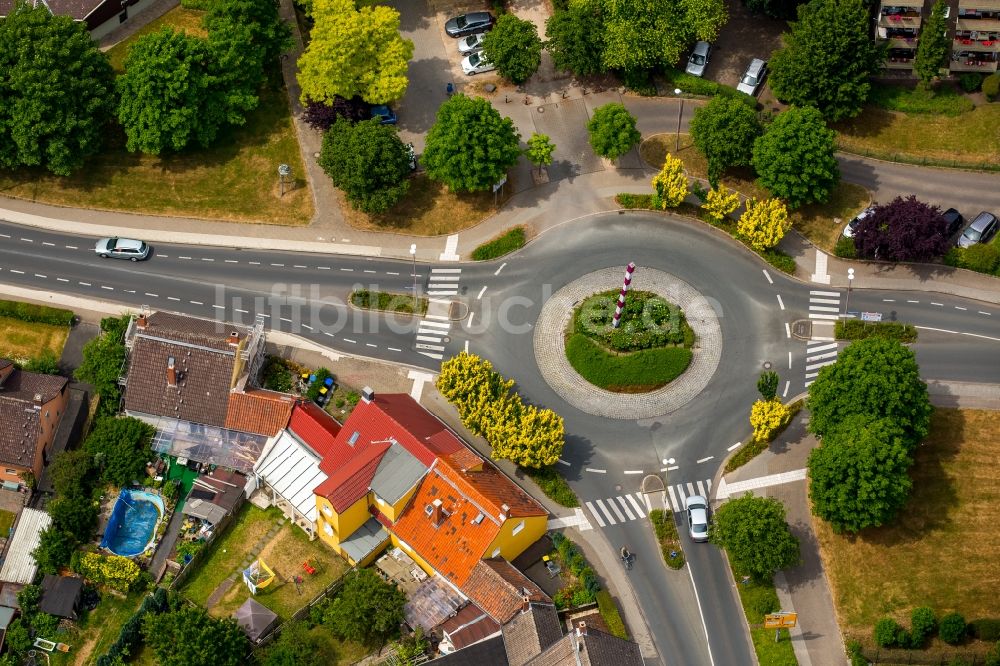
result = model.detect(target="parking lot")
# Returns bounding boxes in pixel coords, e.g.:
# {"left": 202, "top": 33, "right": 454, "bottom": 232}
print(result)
{"left": 700, "top": 0, "right": 786, "bottom": 93}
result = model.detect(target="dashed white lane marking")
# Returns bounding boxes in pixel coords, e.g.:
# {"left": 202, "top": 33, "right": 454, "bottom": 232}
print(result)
{"left": 271, "top": 263, "right": 284, "bottom": 267}
{"left": 477, "top": 286, "right": 487, "bottom": 299}
{"left": 344, "top": 338, "right": 357, "bottom": 344}
{"left": 776, "top": 294, "right": 785, "bottom": 310}
{"left": 883, "top": 299, "right": 895, "bottom": 302}
{"left": 585, "top": 468, "right": 607, "bottom": 474}
{"left": 225, "top": 259, "right": 238, "bottom": 263}
{"left": 323, "top": 331, "right": 334, "bottom": 337}
{"left": 388, "top": 347, "right": 402, "bottom": 352}
{"left": 65, "top": 245, "right": 77, "bottom": 249}
{"left": 34, "top": 274, "right": 46, "bottom": 278}
{"left": 762, "top": 269, "right": 773, "bottom": 284}
{"left": 125, "top": 290, "right": 136, "bottom": 294}
{"left": 931, "top": 302, "right": 943, "bottom": 306}
{"left": 494, "top": 262, "right": 507, "bottom": 276}
{"left": 464, "top": 340, "right": 469, "bottom": 353}
{"left": 907, "top": 299, "right": 919, "bottom": 303}
{"left": 10, "top": 270, "right": 24, "bottom": 274}
{"left": 202, "top": 258, "right": 214, "bottom": 262}
{"left": 235, "top": 308, "right": 248, "bottom": 313}
{"left": 558, "top": 459, "right": 571, "bottom": 466}
{"left": 980, "top": 311, "right": 992, "bottom": 316}
{"left": 179, "top": 255, "right": 191, "bottom": 260}
{"left": 296, "top": 265, "right": 309, "bottom": 269}
{"left": 42, "top": 242, "right": 54, "bottom": 247}
{"left": 340, "top": 268, "right": 353, "bottom": 272}
{"left": 190, "top": 300, "right": 203, "bottom": 305}
{"left": 955, "top": 306, "right": 967, "bottom": 311}
{"left": 0, "top": 233, "right": 8, "bottom": 238}
{"left": 146, "top": 293, "right": 158, "bottom": 298}
{"left": 788, "top": 351, "right": 792, "bottom": 368}
{"left": 727, "top": 442, "right": 742, "bottom": 451}
{"left": 363, "top": 269, "right": 376, "bottom": 273}
{"left": 468, "top": 312, "right": 475, "bottom": 327}
{"left": 167, "top": 297, "right": 180, "bottom": 301}
{"left": 318, "top": 266, "right": 330, "bottom": 270}
{"left": 249, "top": 261, "right": 260, "bottom": 265}
{"left": 280, "top": 317, "right": 293, "bottom": 323}
{"left": 623, "top": 470, "right": 643, "bottom": 475}
{"left": 783, "top": 380, "right": 790, "bottom": 398}
{"left": 159, "top": 254, "right": 169, "bottom": 258}
{"left": 302, "top": 324, "right": 314, "bottom": 331}
{"left": 20, "top": 238, "right": 33, "bottom": 242}
{"left": 366, "top": 343, "right": 377, "bottom": 348}
{"left": 696, "top": 456, "right": 714, "bottom": 464}
{"left": 384, "top": 270, "right": 397, "bottom": 275}
{"left": 57, "top": 278, "right": 69, "bottom": 283}
{"left": 667, "top": 465, "right": 679, "bottom": 471}
{"left": 213, "top": 305, "right": 225, "bottom": 310}
{"left": 77, "top": 280, "right": 88, "bottom": 284}
{"left": 101, "top": 286, "right": 113, "bottom": 291}
{"left": 785, "top": 322, "right": 791, "bottom": 338}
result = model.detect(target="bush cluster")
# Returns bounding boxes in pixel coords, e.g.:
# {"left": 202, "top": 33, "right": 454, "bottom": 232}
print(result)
{"left": 615, "top": 193, "right": 654, "bottom": 209}
{"left": 261, "top": 356, "right": 295, "bottom": 392}
{"left": 351, "top": 290, "right": 426, "bottom": 315}
{"left": 76, "top": 552, "right": 142, "bottom": 592}
{"left": 663, "top": 69, "right": 756, "bottom": 106}
{"left": 596, "top": 590, "right": 628, "bottom": 639}
{"left": 96, "top": 587, "right": 169, "bottom": 666}
{"left": 0, "top": 299, "right": 74, "bottom": 326}
{"left": 983, "top": 73, "right": 1000, "bottom": 101}
{"left": 970, "top": 619, "right": 1000, "bottom": 642}
{"left": 523, "top": 466, "right": 579, "bottom": 507}
{"left": 471, "top": 227, "right": 527, "bottom": 261}
{"left": 874, "top": 609, "right": 969, "bottom": 648}
{"left": 959, "top": 73, "right": 983, "bottom": 93}
{"left": 649, "top": 509, "right": 685, "bottom": 569}
{"left": 835, "top": 320, "right": 918, "bottom": 343}
{"left": 549, "top": 532, "right": 601, "bottom": 608}
{"left": 944, "top": 244, "right": 1000, "bottom": 275}
{"left": 574, "top": 290, "right": 693, "bottom": 352}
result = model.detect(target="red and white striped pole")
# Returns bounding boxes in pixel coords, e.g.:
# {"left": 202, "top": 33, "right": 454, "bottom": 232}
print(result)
{"left": 612, "top": 262, "right": 636, "bottom": 329}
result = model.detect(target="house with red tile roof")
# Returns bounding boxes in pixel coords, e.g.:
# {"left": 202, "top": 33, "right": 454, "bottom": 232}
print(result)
{"left": 0, "top": 359, "right": 69, "bottom": 486}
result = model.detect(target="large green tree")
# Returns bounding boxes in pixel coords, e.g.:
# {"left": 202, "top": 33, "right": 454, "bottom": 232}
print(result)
{"left": 482, "top": 14, "right": 542, "bottom": 84}
{"left": 422, "top": 94, "right": 521, "bottom": 192}
{"left": 84, "top": 416, "right": 156, "bottom": 488}
{"left": 545, "top": 5, "right": 605, "bottom": 77}
{"left": 319, "top": 118, "right": 410, "bottom": 213}
{"left": 258, "top": 621, "right": 323, "bottom": 666}
{"left": 324, "top": 569, "right": 406, "bottom": 646}
{"left": 752, "top": 106, "right": 839, "bottom": 208}
{"left": 143, "top": 601, "right": 247, "bottom": 666}
{"left": 709, "top": 494, "right": 800, "bottom": 582}
{"left": 913, "top": 0, "right": 950, "bottom": 85}
{"left": 807, "top": 337, "right": 932, "bottom": 447}
{"left": 75, "top": 317, "right": 129, "bottom": 416}
{"left": 0, "top": 3, "right": 115, "bottom": 175}
{"left": 808, "top": 414, "right": 914, "bottom": 533}
{"left": 297, "top": 0, "right": 413, "bottom": 105}
{"left": 690, "top": 96, "right": 762, "bottom": 187}
{"left": 117, "top": 29, "right": 235, "bottom": 155}
{"left": 31, "top": 528, "right": 78, "bottom": 575}
{"left": 768, "top": 0, "right": 883, "bottom": 121}
{"left": 587, "top": 103, "right": 641, "bottom": 160}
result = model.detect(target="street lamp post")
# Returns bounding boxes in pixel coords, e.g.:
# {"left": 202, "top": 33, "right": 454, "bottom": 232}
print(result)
{"left": 674, "top": 88, "right": 684, "bottom": 152}
{"left": 844, "top": 268, "right": 855, "bottom": 317}
{"left": 409, "top": 244, "right": 417, "bottom": 311}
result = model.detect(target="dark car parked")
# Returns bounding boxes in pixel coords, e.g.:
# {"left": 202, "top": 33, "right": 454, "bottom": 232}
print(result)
{"left": 942, "top": 208, "right": 964, "bottom": 237}
{"left": 445, "top": 12, "right": 495, "bottom": 38}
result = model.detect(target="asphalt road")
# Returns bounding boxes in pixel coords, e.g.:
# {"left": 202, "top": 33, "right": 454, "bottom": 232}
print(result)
{"left": 3, "top": 213, "right": 1000, "bottom": 665}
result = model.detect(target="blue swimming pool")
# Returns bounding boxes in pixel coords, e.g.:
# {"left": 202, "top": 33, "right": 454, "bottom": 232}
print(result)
{"left": 100, "top": 490, "right": 165, "bottom": 557}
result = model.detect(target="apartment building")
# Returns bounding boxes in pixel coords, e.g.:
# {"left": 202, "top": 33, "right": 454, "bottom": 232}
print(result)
{"left": 878, "top": 0, "right": 999, "bottom": 73}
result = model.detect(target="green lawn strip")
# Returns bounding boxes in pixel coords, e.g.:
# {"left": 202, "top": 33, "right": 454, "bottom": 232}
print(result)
{"left": 0, "top": 510, "right": 14, "bottom": 536}
{"left": 725, "top": 401, "right": 803, "bottom": 474}
{"left": 49, "top": 590, "right": 146, "bottom": 666}
{"left": 179, "top": 504, "right": 283, "bottom": 606}
{"left": 0, "top": 317, "right": 71, "bottom": 365}
{"left": 471, "top": 226, "right": 527, "bottom": 261}
{"left": 835, "top": 320, "right": 917, "bottom": 343}
{"left": 734, "top": 572, "right": 799, "bottom": 666}
{"left": 867, "top": 84, "right": 975, "bottom": 116}
{"left": 596, "top": 590, "right": 629, "bottom": 640}
{"left": 522, "top": 465, "right": 579, "bottom": 508}
{"left": 649, "top": 509, "right": 685, "bottom": 569}
{"left": 350, "top": 289, "right": 427, "bottom": 315}
{"left": 565, "top": 334, "right": 691, "bottom": 392}
{"left": 306, "top": 624, "right": 371, "bottom": 665}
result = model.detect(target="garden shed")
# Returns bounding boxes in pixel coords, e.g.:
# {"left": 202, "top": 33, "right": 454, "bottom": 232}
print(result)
{"left": 39, "top": 575, "right": 84, "bottom": 620}
{"left": 233, "top": 597, "right": 278, "bottom": 643}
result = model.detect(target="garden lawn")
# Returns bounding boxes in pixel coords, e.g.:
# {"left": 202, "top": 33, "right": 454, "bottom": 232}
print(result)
{"left": 0, "top": 7, "right": 311, "bottom": 226}
{"left": 0, "top": 316, "right": 70, "bottom": 361}
{"left": 639, "top": 133, "right": 871, "bottom": 252}
{"left": 834, "top": 104, "right": 1000, "bottom": 170}
{"left": 735, "top": 575, "right": 798, "bottom": 666}
{"left": 180, "top": 504, "right": 284, "bottom": 608}
{"left": 205, "top": 522, "right": 348, "bottom": 621}
{"left": 48, "top": 590, "right": 145, "bottom": 666}
{"left": 816, "top": 408, "right": 1000, "bottom": 655}
{"left": 565, "top": 334, "right": 692, "bottom": 392}
{"left": 342, "top": 173, "right": 509, "bottom": 235}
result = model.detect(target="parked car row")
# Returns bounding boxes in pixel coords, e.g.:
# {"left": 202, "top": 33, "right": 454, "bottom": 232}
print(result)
{"left": 683, "top": 42, "right": 768, "bottom": 98}
{"left": 843, "top": 205, "right": 998, "bottom": 248}
{"left": 445, "top": 12, "right": 497, "bottom": 76}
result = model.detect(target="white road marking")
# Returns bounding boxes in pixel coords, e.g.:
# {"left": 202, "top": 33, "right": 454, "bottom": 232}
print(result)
{"left": 696, "top": 481, "right": 707, "bottom": 497}
{"left": 57, "top": 278, "right": 68, "bottom": 283}
{"left": 783, "top": 380, "right": 790, "bottom": 398}
{"left": 623, "top": 470, "right": 643, "bottom": 475}
{"left": 955, "top": 306, "right": 967, "bottom": 311}
{"left": 883, "top": 299, "right": 895, "bottom": 302}
{"left": 296, "top": 265, "right": 309, "bottom": 269}
{"left": 788, "top": 351, "right": 792, "bottom": 368}
{"left": 343, "top": 338, "right": 357, "bottom": 344}
{"left": 431, "top": 268, "right": 462, "bottom": 273}
{"left": 0, "top": 233, "right": 8, "bottom": 238}
{"left": 225, "top": 259, "right": 238, "bottom": 263}
{"left": 388, "top": 347, "right": 402, "bottom": 352}
{"left": 585, "top": 468, "right": 607, "bottom": 474}
{"left": 340, "top": 268, "right": 353, "bottom": 272}
{"left": 363, "top": 269, "right": 376, "bottom": 273}
{"left": 101, "top": 286, "right": 113, "bottom": 291}
{"left": 807, "top": 351, "right": 838, "bottom": 362}
{"left": 915, "top": 326, "right": 1000, "bottom": 342}
{"left": 367, "top": 343, "right": 377, "bottom": 348}
{"left": 595, "top": 500, "right": 618, "bottom": 525}
{"left": 280, "top": 317, "right": 293, "bottom": 323}
{"left": 271, "top": 263, "right": 284, "bottom": 267}
{"left": 611, "top": 498, "right": 631, "bottom": 521}
{"left": 616, "top": 497, "right": 636, "bottom": 521}
{"left": 317, "top": 266, "right": 330, "bottom": 270}
{"left": 627, "top": 494, "right": 646, "bottom": 517}
{"left": 585, "top": 502, "right": 607, "bottom": 528}
{"left": 810, "top": 290, "right": 840, "bottom": 297}
{"left": 558, "top": 459, "right": 571, "bottom": 466}
{"left": 34, "top": 274, "right": 46, "bottom": 278}
{"left": 467, "top": 312, "right": 475, "bottom": 327}
{"left": 302, "top": 324, "right": 313, "bottom": 330}
{"left": 494, "top": 262, "right": 507, "bottom": 275}
{"left": 65, "top": 245, "right": 77, "bottom": 249}
{"left": 146, "top": 293, "right": 159, "bottom": 298}
{"left": 179, "top": 256, "right": 191, "bottom": 260}
{"left": 464, "top": 340, "right": 469, "bottom": 353}
{"left": 810, "top": 313, "right": 840, "bottom": 320}
{"left": 9, "top": 270, "right": 24, "bottom": 274}
{"left": 167, "top": 297, "right": 180, "bottom": 301}
{"left": 249, "top": 261, "right": 260, "bottom": 265}
{"left": 776, "top": 294, "right": 785, "bottom": 310}
{"left": 727, "top": 442, "right": 742, "bottom": 451}
{"left": 809, "top": 305, "right": 840, "bottom": 312}
{"left": 424, "top": 314, "right": 449, "bottom": 321}
{"left": 213, "top": 305, "right": 225, "bottom": 310}
{"left": 477, "top": 286, "right": 487, "bottom": 299}
{"left": 980, "top": 311, "right": 991, "bottom": 316}
{"left": 190, "top": 300, "right": 203, "bottom": 305}
{"left": 235, "top": 308, "right": 248, "bottom": 313}
{"left": 931, "top": 302, "right": 943, "bottom": 306}
{"left": 785, "top": 322, "right": 791, "bottom": 338}
{"left": 77, "top": 279, "right": 88, "bottom": 284}
{"left": 416, "top": 335, "right": 442, "bottom": 343}
{"left": 667, "top": 486, "right": 679, "bottom": 511}
{"left": 696, "top": 456, "right": 713, "bottom": 464}
{"left": 907, "top": 300, "right": 919, "bottom": 304}
{"left": 667, "top": 465, "right": 679, "bottom": 471}
{"left": 42, "top": 242, "right": 54, "bottom": 247}
{"left": 762, "top": 269, "right": 773, "bottom": 284}
{"left": 386, "top": 271, "right": 398, "bottom": 275}
{"left": 811, "top": 298, "right": 839, "bottom": 304}
{"left": 20, "top": 238, "right": 33, "bottom": 242}
{"left": 202, "top": 258, "right": 214, "bottom": 262}
{"left": 807, "top": 342, "right": 838, "bottom": 353}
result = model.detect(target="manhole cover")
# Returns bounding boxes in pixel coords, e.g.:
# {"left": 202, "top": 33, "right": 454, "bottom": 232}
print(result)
{"left": 615, "top": 484, "right": 622, "bottom": 492}
{"left": 763, "top": 361, "right": 772, "bottom": 369}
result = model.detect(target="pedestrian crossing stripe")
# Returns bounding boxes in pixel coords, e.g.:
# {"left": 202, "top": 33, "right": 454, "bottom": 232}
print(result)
{"left": 664, "top": 479, "right": 712, "bottom": 512}
{"left": 583, "top": 481, "right": 712, "bottom": 527}
{"left": 808, "top": 289, "right": 842, "bottom": 320}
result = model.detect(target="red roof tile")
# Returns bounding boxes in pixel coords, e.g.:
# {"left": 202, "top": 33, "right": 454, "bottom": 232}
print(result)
{"left": 224, "top": 389, "right": 294, "bottom": 437}
{"left": 439, "top": 454, "right": 546, "bottom": 520}
{"left": 314, "top": 441, "right": 391, "bottom": 512}
{"left": 288, "top": 402, "right": 342, "bottom": 456}
{"left": 462, "top": 559, "right": 550, "bottom": 624}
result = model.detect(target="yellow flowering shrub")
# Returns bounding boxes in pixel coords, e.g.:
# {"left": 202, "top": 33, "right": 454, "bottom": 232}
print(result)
{"left": 749, "top": 399, "right": 791, "bottom": 443}
{"left": 651, "top": 154, "right": 688, "bottom": 209}
{"left": 78, "top": 552, "right": 142, "bottom": 592}
{"left": 737, "top": 197, "right": 790, "bottom": 252}
{"left": 701, "top": 184, "right": 740, "bottom": 225}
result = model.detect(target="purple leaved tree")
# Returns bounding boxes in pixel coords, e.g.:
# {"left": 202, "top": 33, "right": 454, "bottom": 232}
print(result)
{"left": 853, "top": 195, "right": 949, "bottom": 262}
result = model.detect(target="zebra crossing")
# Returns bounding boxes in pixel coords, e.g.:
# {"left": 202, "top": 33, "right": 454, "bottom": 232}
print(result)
{"left": 805, "top": 340, "right": 841, "bottom": 387}
{"left": 583, "top": 479, "right": 713, "bottom": 528}
{"left": 808, "top": 289, "right": 841, "bottom": 320}
{"left": 414, "top": 315, "right": 451, "bottom": 360}
{"left": 427, "top": 267, "right": 461, "bottom": 297}
{"left": 413, "top": 267, "right": 462, "bottom": 360}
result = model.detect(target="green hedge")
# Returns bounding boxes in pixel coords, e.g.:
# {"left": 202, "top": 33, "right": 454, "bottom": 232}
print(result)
{"left": 565, "top": 333, "right": 692, "bottom": 391}
{"left": 573, "top": 290, "right": 694, "bottom": 351}
{"left": 615, "top": 193, "right": 654, "bottom": 209}
{"left": 472, "top": 226, "right": 526, "bottom": 261}
{"left": 596, "top": 590, "right": 629, "bottom": 639}
{"left": 350, "top": 289, "right": 427, "bottom": 315}
{"left": 523, "top": 466, "right": 579, "bottom": 507}
{"left": 649, "top": 509, "right": 685, "bottom": 569}
{"left": 96, "top": 587, "right": 169, "bottom": 666}
{"left": 662, "top": 68, "right": 756, "bottom": 107}
{"left": 549, "top": 532, "right": 601, "bottom": 609}
{"left": 0, "top": 299, "right": 74, "bottom": 326}
{"left": 835, "top": 319, "right": 917, "bottom": 343}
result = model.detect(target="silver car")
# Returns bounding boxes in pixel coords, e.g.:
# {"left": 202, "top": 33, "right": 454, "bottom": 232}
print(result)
{"left": 94, "top": 237, "right": 150, "bottom": 261}
{"left": 685, "top": 41, "right": 711, "bottom": 77}
{"left": 461, "top": 51, "right": 495, "bottom": 76}
{"left": 842, "top": 206, "right": 875, "bottom": 239}
{"left": 685, "top": 494, "right": 709, "bottom": 542}
{"left": 458, "top": 32, "right": 487, "bottom": 55}
{"left": 737, "top": 58, "right": 767, "bottom": 96}
{"left": 957, "top": 211, "right": 998, "bottom": 248}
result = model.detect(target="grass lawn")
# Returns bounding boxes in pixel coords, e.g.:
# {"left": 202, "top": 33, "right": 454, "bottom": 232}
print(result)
{"left": 564, "top": 334, "right": 692, "bottom": 392}
{"left": 735, "top": 576, "right": 798, "bottom": 666}
{"left": 49, "top": 590, "right": 145, "bottom": 666}
{"left": 0, "top": 6, "right": 312, "bottom": 226}
{"left": 0, "top": 510, "right": 14, "bottom": 536}
{"left": 105, "top": 6, "right": 208, "bottom": 72}
{"left": 342, "top": 173, "right": 510, "bottom": 236}
{"left": 834, "top": 103, "right": 1000, "bottom": 170}
{"left": 207, "top": 522, "right": 348, "bottom": 621}
{"left": 816, "top": 408, "right": 1000, "bottom": 656}
{"left": 0, "top": 316, "right": 70, "bottom": 361}
{"left": 649, "top": 509, "right": 685, "bottom": 569}
{"left": 640, "top": 133, "right": 871, "bottom": 252}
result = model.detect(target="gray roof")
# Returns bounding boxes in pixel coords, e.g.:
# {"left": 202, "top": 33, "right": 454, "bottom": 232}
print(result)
{"left": 370, "top": 441, "right": 425, "bottom": 505}
{"left": 525, "top": 624, "right": 643, "bottom": 666}
{"left": 0, "top": 606, "right": 15, "bottom": 630}
{"left": 39, "top": 575, "right": 83, "bottom": 619}
{"left": 431, "top": 634, "right": 509, "bottom": 666}
{"left": 340, "top": 517, "right": 389, "bottom": 564}
{"left": 0, "top": 508, "right": 52, "bottom": 584}
{"left": 502, "top": 603, "right": 563, "bottom": 666}
{"left": 233, "top": 597, "right": 278, "bottom": 642}
{"left": 182, "top": 498, "right": 228, "bottom": 524}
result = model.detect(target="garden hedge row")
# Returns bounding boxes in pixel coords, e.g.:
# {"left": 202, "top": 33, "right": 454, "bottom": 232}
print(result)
{"left": 96, "top": 587, "right": 169, "bottom": 666}
{"left": 835, "top": 320, "right": 917, "bottom": 343}
{"left": 0, "top": 299, "right": 74, "bottom": 326}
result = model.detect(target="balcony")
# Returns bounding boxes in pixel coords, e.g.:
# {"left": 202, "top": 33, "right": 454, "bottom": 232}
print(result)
{"left": 959, "top": 0, "right": 1000, "bottom": 10}
{"left": 954, "top": 36, "right": 1000, "bottom": 50}
{"left": 880, "top": 13, "right": 922, "bottom": 28}
{"left": 957, "top": 17, "right": 1000, "bottom": 29}
{"left": 950, "top": 58, "right": 1000, "bottom": 70}
{"left": 886, "top": 59, "right": 915, "bottom": 69}
{"left": 888, "top": 36, "right": 919, "bottom": 48}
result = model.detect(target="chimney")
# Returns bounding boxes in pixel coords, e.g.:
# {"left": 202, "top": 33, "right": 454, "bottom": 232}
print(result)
{"left": 227, "top": 330, "right": 240, "bottom": 346}
{"left": 136, "top": 313, "right": 148, "bottom": 329}
{"left": 576, "top": 621, "right": 587, "bottom": 637}
{"left": 430, "top": 498, "right": 445, "bottom": 526}
{"left": 521, "top": 594, "right": 531, "bottom": 612}
{"left": 167, "top": 357, "right": 177, "bottom": 388}
{"left": 361, "top": 386, "right": 374, "bottom": 403}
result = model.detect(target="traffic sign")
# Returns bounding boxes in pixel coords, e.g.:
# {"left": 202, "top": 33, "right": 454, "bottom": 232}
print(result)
{"left": 860, "top": 312, "right": 882, "bottom": 322}
{"left": 764, "top": 612, "right": 798, "bottom": 629}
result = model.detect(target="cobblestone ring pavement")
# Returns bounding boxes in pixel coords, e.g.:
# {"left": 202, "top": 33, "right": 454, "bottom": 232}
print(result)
{"left": 532, "top": 267, "right": 723, "bottom": 419}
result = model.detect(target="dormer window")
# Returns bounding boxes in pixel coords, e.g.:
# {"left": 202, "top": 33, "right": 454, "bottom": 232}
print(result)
{"left": 348, "top": 432, "right": 359, "bottom": 446}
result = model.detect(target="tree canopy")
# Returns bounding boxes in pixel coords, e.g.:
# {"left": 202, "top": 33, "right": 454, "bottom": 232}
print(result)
{"left": 75, "top": 317, "right": 129, "bottom": 417}
{"left": 482, "top": 14, "right": 542, "bottom": 84}
{"left": 143, "top": 601, "right": 247, "bottom": 666}
{"left": 808, "top": 337, "right": 932, "bottom": 447}
{"left": 526, "top": 133, "right": 556, "bottom": 173}
{"left": 545, "top": 5, "right": 605, "bottom": 77}
{"left": 319, "top": 118, "right": 411, "bottom": 213}
{"left": 852, "top": 195, "right": 950, "bottom": 262}
{"left": 768, "top": 0, "right": 883, "bottom": 121}
{"left": 587, "top": 103, "right": 641, "bottom": 160}
{"left": 84, "top": 416, "right": 156, "bottom": 488}
{"left": 690, "top": 96, "right": 762, "bottom": 186}
{"left": 0, "top": 4, "right": 115, "bottom": 175}
{"left": 323, "top": 569, "right": 406, "bottom": 646}
{"left": 297, "top": 0, "right": 413, "bottom": 105}
{"left": 752, "top": 106, "right": 839, "bottom": 208}
{"left": 422, "top": 94, "right": 521, "bottom": 192}
{"left": 914, "top": 0, "right": 950, "bottom": 84}
{"left": 709, "top": 494, "right": 800, "bottom": 582}
{"left": 807, "top": 414, "right": 914, "bottom": 533}
{"left": 257, "top": 621, "right": 322, "bottom": 666}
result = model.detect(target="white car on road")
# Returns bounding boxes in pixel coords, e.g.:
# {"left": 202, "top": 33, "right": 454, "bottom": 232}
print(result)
{"left": 685, "top": 494, "right": 710, "bottom": 542}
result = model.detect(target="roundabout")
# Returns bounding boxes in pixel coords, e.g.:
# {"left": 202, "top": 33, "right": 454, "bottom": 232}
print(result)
{"left": 532, "top": 266, "right": 723, "bottom": 419}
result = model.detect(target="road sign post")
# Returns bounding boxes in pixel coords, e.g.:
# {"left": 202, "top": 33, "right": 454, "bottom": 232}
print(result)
{"left": 764, "top": 612, "right": 798, "bottom": 642}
